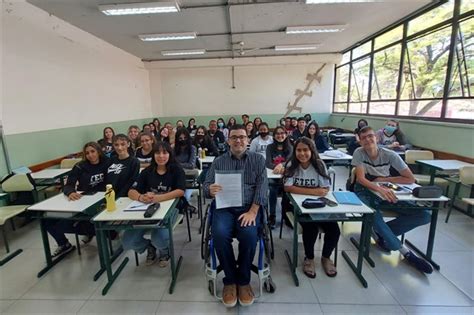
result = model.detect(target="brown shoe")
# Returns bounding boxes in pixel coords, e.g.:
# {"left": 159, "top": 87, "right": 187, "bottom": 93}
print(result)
{"left": 321, "top": 257, "right": 337, "bottom": 277}
{"left": 303, "top": 257, "right": 316, "bottom": 278}
{"left": 222, "top": 284, "right": 237, "bottom": 308}
{"left": 238, "top": 284, "right": 255, "bottom": 306}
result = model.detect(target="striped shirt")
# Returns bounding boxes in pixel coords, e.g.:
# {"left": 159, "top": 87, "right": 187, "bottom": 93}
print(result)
{"left": 203, "top": 150, "right": 268, "bottom": 208}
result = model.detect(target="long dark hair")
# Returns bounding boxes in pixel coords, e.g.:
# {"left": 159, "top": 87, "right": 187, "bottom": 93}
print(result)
{"left": 150, "top": 141, "right": 180, "bottom": 172}
{"left": 158, "top": 127, "right": 170, "bottom": 143}
{"left": 102, "top": 127, "right": 115, "bottom": 142}
{"left": 174, "top": 128, "right": 192, "bottom": 157}
{"left": 284, "top": 137, "right": 330, "bottom": 181}
{"left": 304, "top": 121, "right": 320, "bottom": 139}
{"left": 273, "top": 126, "right": 291, "bottom": 151}
{"left": 227, "top": 117, "right": 236, "bottom": 128}
{"left": 82, "top": 142, "right": 105, "bottom": 163}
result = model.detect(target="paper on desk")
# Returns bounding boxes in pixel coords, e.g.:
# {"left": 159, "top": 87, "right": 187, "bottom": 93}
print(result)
{"left": 124, "top": 200, "right": 148, "bottom": 211}
{"left": 215, "top": 171, "right": 243, "bottom": 209}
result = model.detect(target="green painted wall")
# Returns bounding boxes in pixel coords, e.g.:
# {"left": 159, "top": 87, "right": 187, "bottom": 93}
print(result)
{"left": 330, "top": 114, "right": 474, "bottom": 158}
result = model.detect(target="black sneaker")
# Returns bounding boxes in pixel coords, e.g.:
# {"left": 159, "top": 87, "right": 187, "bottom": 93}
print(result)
{"left": 52, "top": 242, "right": 73, "bottom": 258}
{"left": 404, "top": 252, "right": 433, "bottom": 274}
{"left": 268, "top": 215, "right": 276, "bottom": 228}
{"left": 375, "top": 238, "right": 391, "bottom": 253}
{"left": 158, "top": 254, "right": 170, "bottom": 268}
{"left": 145, "top": 244, "right": 157, "bottom": 266}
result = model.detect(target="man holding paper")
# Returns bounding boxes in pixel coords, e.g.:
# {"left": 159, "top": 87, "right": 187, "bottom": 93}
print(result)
{"left": 204, "top": 124, "right": 268, "bottom": 308}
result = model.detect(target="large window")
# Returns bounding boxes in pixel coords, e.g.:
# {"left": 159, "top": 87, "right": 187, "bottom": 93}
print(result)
{"left": 333, "top": 0, "right": 474, "bottom": 122}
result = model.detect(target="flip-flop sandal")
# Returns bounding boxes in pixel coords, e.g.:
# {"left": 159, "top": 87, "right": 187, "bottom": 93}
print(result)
{"left": 321, "top": 257, "right": 337, "bottom": 277}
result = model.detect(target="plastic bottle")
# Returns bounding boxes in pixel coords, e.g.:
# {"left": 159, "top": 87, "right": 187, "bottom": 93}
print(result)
{"left": 105, "top": 184, "right": 116, "bottom": 212}
{"left": 198, "top": 147, "right": 203, "bottom": 160}
{"left": 201, "top": 148, "right": 206, "bottom": 159}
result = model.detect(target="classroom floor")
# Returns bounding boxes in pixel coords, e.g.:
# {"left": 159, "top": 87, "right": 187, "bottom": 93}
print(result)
{"left": 0, "top": 166, "right": 473, "bottom": 314}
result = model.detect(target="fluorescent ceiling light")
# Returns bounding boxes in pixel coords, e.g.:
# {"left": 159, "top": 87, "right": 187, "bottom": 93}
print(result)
{"left": 286, "top": 25, "right": 346, "bottom": 34}
{"left": 274, "top": 44, "right": 320, "bottom": 51}
{"left": 99, "top": 1, "right": 180, "bottom": 15}
{"left": 139, "top": 32, "right": 197, "bottom": 41}
{"left": 306, "top": 0, "right": 387, "bottom": 3}
{"left": 161, "top": 49, "right": 206, "bottom": 56}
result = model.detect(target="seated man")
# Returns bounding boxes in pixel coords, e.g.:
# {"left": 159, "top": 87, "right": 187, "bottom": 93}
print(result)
{"left": 203, "top": 124, "right": 268, "bottom": 308}
{"left": 352, "top": 126, "right": 432, "bottom": 274}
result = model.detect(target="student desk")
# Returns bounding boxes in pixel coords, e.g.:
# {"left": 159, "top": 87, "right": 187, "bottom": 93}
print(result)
{"left": 364, "top": 188, "right": 449, "bottom": 270}
{"left": 27, "top": 192, "right": 106, "bottom": 277}
{"left": 266, "top": 168, "right": 282, "bottom": 180}
{"left": 285, "top": 193, "right": 374, "bottom": 288}
{"left": 416, "top": 159, "right": 473, "bottom": 185}
{"left": 31, "top": 168, "right": 72, "bottom": 187}
{"left": 92, "top": 197, "right": 182, "bottom": 295}
{"left": 199, "top": 156, "right": 215, "bottom": 166}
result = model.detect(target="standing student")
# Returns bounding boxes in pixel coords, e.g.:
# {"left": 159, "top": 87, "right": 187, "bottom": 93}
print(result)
{"left": 376, "top": 119, "right": 411, "bottom": 151}
{"left": 123, "top": 141, "right": 185, "bottom": 266}
{"left": 265, "top": 126, "right": 293, "bottom": 227}
{"left": 208, "top": 120, "right": 226, "bottom": 153}
{"left": 249, "top": 122, "right": 273, "bottom": 159}
{"left": 46, "top": 142, "right": 110, "bottom": 257}
{"left": 305, "top": 121, "right": 330, "bottom": 153}
{"left": 227, "top": 117, "right": 237, "bottom": 129}
{"left": 135, "top": 132, "right": 156, "bottom": 167}
{"left": 187, "top": 118, "right": 197, "bottom": 137}
{"left": 193, "top": 126, "right": 218, "bottom": 156}
{"left": 283, "top": 137, "right": 339, "bottom": 278}
{"left": 98, "top": 127, "right": 115, "bottom": 157}
{"left": 106, "top": 134, "right": 140, "bottom": 197}
{"left": 158, "top": 127, "right": 170, "bottom": 144}
{"left": 245, "top": 121, "right": 256, "bottom": 140}
{"left": 128, "top": 125, "right": 140, "bottom": 151}
{"left": 291, "top": 117, "right": 307, "bottom": 141}
{"left": 217, "top": 117, "right": 229, "bottom": 140}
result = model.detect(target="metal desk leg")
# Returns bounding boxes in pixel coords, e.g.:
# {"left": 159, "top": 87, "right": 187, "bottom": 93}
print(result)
{"left": 168, "top": 217, "right": 183, "bottom": 294}
{"left": 405, "top": 204, "right": 440, "bottom": 270}
{"left": 37, "top": 218, "right": 75, "bottom": 278}
{"left": 429, "top": 168, "right": 435, "bottom": 186}
{"left": 93, "top": 229, "right": 124, "bottom": 281}
{"left": 284, "top": 209, "right": 299, "bottom": 287}
{"left": 0, "top": 225, "right": 23, "bottom": 266}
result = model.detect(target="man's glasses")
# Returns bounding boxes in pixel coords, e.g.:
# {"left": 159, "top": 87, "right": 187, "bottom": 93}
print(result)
{"left": 229, "top": 135, "right": 247, "bottom": 141}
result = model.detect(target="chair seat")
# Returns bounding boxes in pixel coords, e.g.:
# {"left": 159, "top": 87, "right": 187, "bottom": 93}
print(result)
{"left": 414, "top": 174, "right": 449, "bottom": 187}
{"left": 285, "top": 212, "right": 302, "bottom": 234}
{"left": 462, "top": 198, "right": 474, "bottom": 206}
{"left": 0, "top": 205, "right": 29, "bottom": 225}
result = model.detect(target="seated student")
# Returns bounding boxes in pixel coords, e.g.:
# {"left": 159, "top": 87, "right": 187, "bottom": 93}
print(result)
{"left": 284, "top": 117, "right": 294, "bottom": 136}
{"left": 135, "top": 132, "right": 155, "bottom": 167}
{"left": 158, "top": 127, "right": 170, "bottom": 144}
{"left": 46, "top": 142, "right": 110, "bottom": 257}
{"left": 208, "top": 120, "right": 226, "bottom": 153}
{"left": 152, "top": 118, "right": 161, "bottom": 133}
{"left": 164, "top": 122, "right": 175, "bottom": 146}
{"left": 352, "top": 126, "right": 432, "bottom": 274}
{"left": 291, "top": 117, "right": 307, "bottom": 142}
{"left": 175, "top": 128, "right": 198, "bottom": 210}
{"left": 305, "top": 121, "right": 330, "bottom": 153}
{"left": 227, "top": 117, "right": 237, "bottom": 129}
{"left": 194, "top": 126, "right": 218, "bottom": 157}
{"left": 376, "top": 119, "right": 411, "bottom": 151}
{"left": 290, "top": 117, "right": 298, "bottom": 130}
{"left": 265, "top": 126, "right": 293, "bottom": 227}
{"left": 203, "top": 124, "right": 268, "bottom": 308}
{"left": 187, "top": 118, "right": 197, "bottom": 137}
{"left": 283, "top": 137, "right": 340, "bottom": 278}
{"left": 149, "top": 123, "right": 158, "bottom": 139}
{"left": 245, "top": 121, "right": 256, "bottom": 140}
{"left": 142, "top": 124, "right": 151, "bottom": 133}
{"left": 128, "top": 125, "right": 140, "bottom": 151}
{"left": 123, "top": 141, "right": 185, "bottom": 266}
{"left": 304, "top": 113, "right": 312, "bottom": 123}
{"left": 241, "top": 114, "right": 250, "bottom": 125}
{"left": 347, "top": 119, "right": 368, "bottom": 155}
{"left": 98, "top": 127, "right": 115, "bottom": 157}
{"left": 279, "top": 117, "right": 286, "bottom": 127}
{"left": 249, "top": 122, "right": 273, "bottom": 159}
{"left": 253, "top": 117, "right": 262, "bottom": 133}
{"left": 106, "top": 134, "right": 140, "bottom": 197}
{"left": 217, "top": 117, "right": 229, "bottom": 140}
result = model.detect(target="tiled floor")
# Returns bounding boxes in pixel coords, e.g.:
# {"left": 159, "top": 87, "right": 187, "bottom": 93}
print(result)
{"left": 0, "top": 166, "right": 472, "bottom": 314}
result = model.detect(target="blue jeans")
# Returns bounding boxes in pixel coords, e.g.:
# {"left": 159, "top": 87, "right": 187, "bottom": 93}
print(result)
{"left": 357, "top": 190, "right": 431, "bottom": 251}
{"left": 212, "top": 207, "right": 261, "bottom": 286}
{"left": 122, "top": 228, "right": 169, "bottom": 256}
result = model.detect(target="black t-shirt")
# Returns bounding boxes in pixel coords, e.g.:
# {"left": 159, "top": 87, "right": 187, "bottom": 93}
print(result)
{"left": 131, "top": 163, "right": 185, "bottom": 194}
{"left": 135, "top": 148, "right": 153, "bottom": 164}
{"left": 98, "top": 139, "right": 114, "bottom": 157}
{"left": 63, "top": 157, "right": 111, "bottom": 196}
{"left": 106, "top": 155, "right": 140, "bottom": 197}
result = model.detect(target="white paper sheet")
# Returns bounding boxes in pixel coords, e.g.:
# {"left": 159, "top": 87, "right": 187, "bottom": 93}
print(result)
{"left": 124, "top": 200, "right": 148, "bottom": 211}
{"left": 215, "top": 172, "right": 243, "bottom": 209}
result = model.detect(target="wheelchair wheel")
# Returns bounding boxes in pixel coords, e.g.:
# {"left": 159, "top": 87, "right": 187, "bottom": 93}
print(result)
{"left": 264, "top": 276, "right": 276, "bottom": 293}
{"left": 200, "top": 205, "right": 211, "bottom": 260}
{"left": 263, "top": 223, "right": 273, "bottom": 263}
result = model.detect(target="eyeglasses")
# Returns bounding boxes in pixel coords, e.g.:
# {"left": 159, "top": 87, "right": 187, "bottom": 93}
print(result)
{"left": 229, "top": 135, "right": 247, "bottom": 141}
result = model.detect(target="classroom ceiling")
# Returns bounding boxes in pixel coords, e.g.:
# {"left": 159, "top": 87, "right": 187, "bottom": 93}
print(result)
{"left": 27, "top": 0, "right": 436, "bottom": 61}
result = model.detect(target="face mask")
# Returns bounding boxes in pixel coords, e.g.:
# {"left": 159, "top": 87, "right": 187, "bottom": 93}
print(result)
{"left": 384, "top": 125, "right": 397, "bottom": 135}
{"left": 259, "top": 132, "right": 269, "bottom": 138}
{"left": 195, "top": 135, "right": 204, "bottom": 141}
{"left": 218, "top": 122, "right": 224, "bottom": 128}
{"left": 178, "top": 139, "right": 187, "bottom": 145}
{"left": 359, "top": 123, "right": 367, "bottom": 129}
{"left": 275, "top": 139, "right": 285, "bottom": 145}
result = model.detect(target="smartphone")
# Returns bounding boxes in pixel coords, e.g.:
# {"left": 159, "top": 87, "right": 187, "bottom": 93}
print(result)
{"left": 319, "top": 197, "right": 338, "bottom": 207}
{"left": 381, "top": 182, "right": 400, "bottom": 191}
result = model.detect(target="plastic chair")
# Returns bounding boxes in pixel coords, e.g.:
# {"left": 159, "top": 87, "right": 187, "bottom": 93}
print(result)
{"left": 446, "top": 166, "right": 474, "bottom": 223}
{"left": 405, "top": 150, "right": 449, "bottom": 190}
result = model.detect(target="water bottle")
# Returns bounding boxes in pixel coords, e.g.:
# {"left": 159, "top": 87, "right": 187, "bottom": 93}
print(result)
{"left": 105, "top": 184, "right": 116, "bottom": 212}
{"left": 198, "top": 147, "right": 203, "bottom": 160}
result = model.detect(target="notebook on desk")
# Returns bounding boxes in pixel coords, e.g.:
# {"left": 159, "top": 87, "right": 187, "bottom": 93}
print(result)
{"left": 332, "top": 191, "right": 363, "bottom": 205}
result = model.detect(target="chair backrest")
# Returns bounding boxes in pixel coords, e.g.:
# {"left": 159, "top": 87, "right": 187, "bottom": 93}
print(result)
{"left": 460, "top": 166, "right": 474, "bottom": 185}
{"left": 405, "top": 150, "right": 434, "bottom": 164}
{"left": 1, "top": 173, "right": 35, "bottom": 192}
{"left": 60, "top": 158, "right": 82, "bottom": 169}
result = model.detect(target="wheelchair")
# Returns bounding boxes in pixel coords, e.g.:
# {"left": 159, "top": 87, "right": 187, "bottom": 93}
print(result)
{"left": 201, "top": 201, "right": 276, "bottom": 300}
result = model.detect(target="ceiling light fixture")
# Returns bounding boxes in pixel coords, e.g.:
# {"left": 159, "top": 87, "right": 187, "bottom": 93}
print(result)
{"left": 286, "top": 25, "right": 347, "bottom": 34}
{"left": 139, "top": 32, "right": 197, "bottom": 41}
{"left": 274, "top": 44, "right": 320, "bottom": 51}
{"left": 161, "top": 49, "right": 206, "bottom": 56}
{"left": 99, "top": 1, "right": 180, "bottom": 16}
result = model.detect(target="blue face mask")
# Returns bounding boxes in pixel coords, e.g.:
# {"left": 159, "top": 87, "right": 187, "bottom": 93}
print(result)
{"left": 384, "top": 125, "right": 397, "bottom": 135}
{"left": 218, "top": 122, "right": 224, "bottom": 128}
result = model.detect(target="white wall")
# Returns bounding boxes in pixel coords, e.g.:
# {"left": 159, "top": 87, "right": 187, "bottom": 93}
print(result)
{"left": 146, "top": 55, "right": 340, "bottom": 117}
{"left": 2, "top": 1, "right": 153, "bottom": 135}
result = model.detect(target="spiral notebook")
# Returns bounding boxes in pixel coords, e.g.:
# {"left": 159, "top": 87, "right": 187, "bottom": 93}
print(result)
{"left": 332, "top": 191, "right": 363, "bottom": 205}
